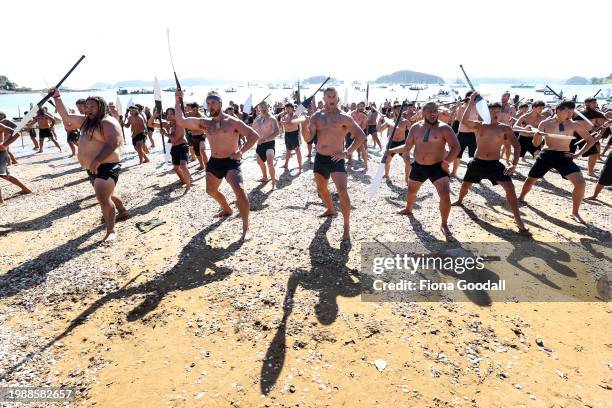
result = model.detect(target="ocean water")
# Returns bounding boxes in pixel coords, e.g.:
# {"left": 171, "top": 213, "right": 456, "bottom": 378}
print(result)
{"left": 2, "top": 83, "right": 611, "bottom": 120}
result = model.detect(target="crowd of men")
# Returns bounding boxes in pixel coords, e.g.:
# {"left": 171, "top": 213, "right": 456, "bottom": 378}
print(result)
{"left": 0, "top": 86, "right": 610, "bottom": 243}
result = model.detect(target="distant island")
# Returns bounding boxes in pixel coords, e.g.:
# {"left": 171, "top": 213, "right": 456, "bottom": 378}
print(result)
{"left": 374, "top": 70, "right": 444, "bottom": 84}
{"left": 0, "top": 75, "right": 32, "bottom": 93}
{"left": 302, "top": 76, "right": 343, "bottom": 86}
{"left": 590, "top": 73, "right": 612, "bottom": 85}
{"left": 565, "top": 76, "right": 590, "bottom": 85}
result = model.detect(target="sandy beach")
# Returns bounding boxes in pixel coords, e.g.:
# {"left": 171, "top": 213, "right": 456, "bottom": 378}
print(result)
{"left": 0, "top": 134, "right": 610, "bottom": 407}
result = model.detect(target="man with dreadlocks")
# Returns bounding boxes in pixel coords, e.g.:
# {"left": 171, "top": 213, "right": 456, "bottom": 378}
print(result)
{"left": 51, "top": 88, "right": 128, "bottom": 242}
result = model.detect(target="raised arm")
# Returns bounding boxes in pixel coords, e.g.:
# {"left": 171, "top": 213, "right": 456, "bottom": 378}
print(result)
{"left": 174, "top": 91, "right": 205, "bottom": 131}
{"left": 460, "top": 93, "right": 482, "bottom": 131}
{"left": 50, "top": 88, "right": 85, "bottom": 128}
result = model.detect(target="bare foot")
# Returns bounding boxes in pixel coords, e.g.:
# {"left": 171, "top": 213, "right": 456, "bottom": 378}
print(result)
{"left": 440, "top": 224, "right": 453, "bottom": 237}
{"left": 518, "top": 198, "right": 527, "bottom": 205}
{"left": 318, "top": 209, "right": 337, "bottom": 217}
{"left": 183, "top": 185, "right": 191, "bottom": 195}
{"left": 281, "top": 164, "right": 288, "bottom": 169}
{"left": 271, "top": 179, "right": 277, "bottom": 189}
{"left": 214, "top": 209, "right": 233, "bottom": 217}
{"left": 397, "top": 208, "right": 412, "bottom": 215}
{"left": 451, "top": 200, "right": 463, "bottom": 206}
{"left": 383, "top": 174, "right": 389, "bottom": 179}
{"left": 341, "top": 229, "right": 350, "bottom": 241}
{"left": 517, "top": 227, "right": 532, "bottom": 236}
{"left": 588, "top": 173, "right": 595, "bottom": 178}
{"left": 102, "top": 231, "right": 117, "bottom": 243}
{"left": 143, "top": 158, "right": 150, "bottom": 163}
{"left": 585, "top": 195, "right": 597, "bottom": 201}
{"left": 241, "top": 228, "right": 252, "bottom": 241}
{"left": 257, "top": 177, "right": 269, "bottom": 183}
{"left": 197, "top": 166, "right": 204, "bottom": 171}
{"left": 116, "top": 211, "right": 129, "bottom": 221}
{"left": 570, "top": 213, "right": 586, "bottom": 224}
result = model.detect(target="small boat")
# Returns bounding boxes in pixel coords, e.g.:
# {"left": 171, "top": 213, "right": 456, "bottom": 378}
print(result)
{"left": 268, "top": 84, "right": 278, "bottom": 89}
{"left": 449, "top": 83, "right": 467, "bottom": 88}
{"left": 225, "top": 87, "right": 237, "bottom": 93}
{"left": 163, "top": 87, "right": 177, "bottom": 92}
{"left": 116, "top": 89, "right": 128, "bottom": 95}
{"left": 510, "top": 84, "right": 535, "bottom": 88}
{"left": 535, "top": 87, "right": 546, "bottom": 93}
{"left": 282, "top": 84, "right": 293, "bottom": 90}
{"left": 409, "top": 85, "right": 425, "bottom": 91}
{"left": 377, "top": 85, "right": 388, "bottom": 89}
{"left": 120, "top": 88, "right": 153, "bottom": 95}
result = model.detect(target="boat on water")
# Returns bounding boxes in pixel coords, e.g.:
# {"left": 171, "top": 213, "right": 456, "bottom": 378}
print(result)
{"left": 268, "top": 84, "right": 278, "bottom": 89}
{"left": 535, "top": 87, "right": 546, "bottom": 93}
{"left": 409, "top": 85, "right": 427, "bottom": 91}
{"left": 163, "top": 87, "right": 177, "bottom": 92}
{"left": 377, "top": 85, "right": 388, "bottom": 89}
{"left": 225, "top": 87, "right": 237, "bottom": 93}
{"left": 449, "top": 83, "right": 467, "bottom": 88}
{"left": 282, "top": 84, "right": 293, "bottom": 90}
{"left": 117, "top": 88, "right": 153, "bottom": 95}
{"left": 511, "top": 84, "right": 535, "bottom": 88}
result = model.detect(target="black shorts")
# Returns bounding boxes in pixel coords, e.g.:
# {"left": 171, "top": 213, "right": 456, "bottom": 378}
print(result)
{"left": 528, "top": 150, "right": 581, "bottom": 179}
{"left": 87, "top": 162, "right": 120, "bottom": 186}
{"left": 191, "top": 134, "right": 205, "bottom": 156}
{"left": 518, "top": 135, "right": 541, "bottom": 157}
{"left": 582, "top": 142, "right": 600, "bottom": 158}
{"left": 451, "top": 120, "right": 460, "bottom": 134}
{"left": 170, "top": 143, "right": 189, "bottom": 165}
{"left": 185, "top": 129, "right": 193, "bottom": 144}
{"left": 256, "top": 140, "right": 275, "bottom": 162}
{"left": 409, "top": 161, "right": 448, "bottom": 183}
{"left": 464, "top": 158, "right": 511, "bottom": 185}
{"left": 206, "top": 157, "right": 241, "bottom": 179}
{"left": 457, "top": 132, "right": 477, "bottom": 158}
{"left": 388, "top": 139, "right": 406, "bottom": 157}
{"left": 147, "top": 126, "right": 154, "bottom": 133}
{"left": 285, "top": 129, "right": 300, "bottom": 151}
{"left": 0, "top": 150, "right": 9, "bottom": 176}
{"left": 313, "top": 153, "right": 346, "bottom": 179}
{"left": 345, "top": 133, "right": 353, "bottom": 149}
{"left": 308, "top": 132, "right": 318, "bottom": 145}
{"left": 132, "top": 132, "right": 147, "bottom": 146}
{"left": 598, "top": 152, "right": 612, "bottom": 186}
{"left": 39, "top": 128, "right": 52, "bottom": 138}
{"left": 67, "top": 130, "right": 79, "bottom": 144}
{"left": 367, "top": 124, "right": 377, "bottom": 136}
{"left": 29, "top": 129, "right": 36, "bottom": 138}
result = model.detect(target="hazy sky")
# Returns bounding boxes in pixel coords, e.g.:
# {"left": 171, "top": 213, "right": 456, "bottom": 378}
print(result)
{"left": 2, "top": 0, "right": 610, "bottom": 88}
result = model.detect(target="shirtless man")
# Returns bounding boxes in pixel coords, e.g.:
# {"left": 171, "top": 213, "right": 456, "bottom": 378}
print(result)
{"left": 302, "top": 87, "right": 367, "bottom": 241}
{"left": 346, "top": 102, "right": 369, "bottom": 169}
{"left": 143, "top": 106, "right": 156, "bottom": 149}
{"left": 0, "top": 113, "right": 18, "bottom": 164}
{"left": 574, "top": 98, "right": 608, "bottom": 177}
{"left": 35, "top": 107, "right": 62, "bottom": 153}
{"left": 122, "top": 106, "right": 149, "bottom": 164}
{"left": 175, "top": 91, "right": 259, "bottom": 239}
{"left": 64, "top": 99, "right": 86, "bottom": 157}
{"left": 452, "top": 93, "right": 529, "bottom": 234}
{"left": 253, "top": 102, "right": 280, "bottom": 187}
{"left": 379, "top": 103, "right": 412, "bottom": 181}
{"left": 518, "top": 100, "right": 595, "bottom": 223}
{"left": 386, "top": 102, "right": 460, "bottom": 236}
{"left": 186, "top": 102, "right": 207, "bottom": 170}
{"left": 51, "top": 88, "right": 128, "bottom": 242}
{"left": 366, "top": 104, "right": 382, "bottom": 149}
{"left": 514, "top": 100, "right": 547, "bottom": 162}
{"left": 279, "top": 103, "right": 303, "bottom": 171}
{"left": 0, "top": 122, "right": 32, "bottom": 205}
{"left": 451, "top": 91, "right": 478, "bottom": 177}
{"left": 148, "top": 108, "right": 191, "bottom": 193}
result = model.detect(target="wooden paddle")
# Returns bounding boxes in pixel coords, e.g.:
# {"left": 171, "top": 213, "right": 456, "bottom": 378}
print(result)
{"left": 12, "top": 55, "right": 85, "bottom": 136}
{"left": 115, "top": 97, "right": 126, "bottom": 145}
{"left": 459, "top": 64, "right": 491, "bottom": 124}
{"left": 295, "top": 77, "right": 330, "bottom": 116}
{"left": 153, "top": 76, "right": 166, "bottom": 154}
{"left": 369, "top": 101, "right": 407, "bottom": 199}
{"left": 166, "top": 28, "right": 184, "bottom": 113}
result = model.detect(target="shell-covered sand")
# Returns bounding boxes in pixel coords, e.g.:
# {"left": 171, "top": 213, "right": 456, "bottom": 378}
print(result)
{"left": 0, "top": 133, "right": 610, "bottom": 407}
